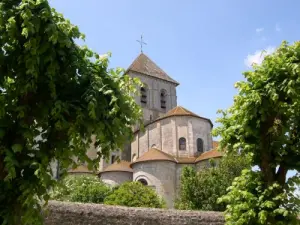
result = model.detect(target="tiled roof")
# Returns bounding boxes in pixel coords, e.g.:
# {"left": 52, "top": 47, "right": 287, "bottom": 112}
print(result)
{"left": 126, "top": 53, "right": 179, "bottom": 85}
{"left": 165, "top": 106, "right": 199, "bottom": 117}
{"left": 195, "top": 149, "right": 223, "bottom": 163}
{"left": 176, "top": 157, "right": 196, "bottom": 164}
{"left": 100, "top": 161, "right": 133, "bottom": 173}
{"left": 131, "top": 143, "right": 223, "bottom": 165}
{"left": 213, "top": 141, "right": 219, "bottom": 149}
{"left": 134, "top": 106, "right": 213, "bottom": 133}
{"left": 68, "top": 165, "right": 94, "bottom": 174}
{"left": 131, "top": 148, "right": 176, "bottom": 165}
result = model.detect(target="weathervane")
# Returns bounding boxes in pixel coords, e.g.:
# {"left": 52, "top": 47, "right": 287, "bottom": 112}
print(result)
{"left": 136, "top": 35, "right": 147, "bottom": 53}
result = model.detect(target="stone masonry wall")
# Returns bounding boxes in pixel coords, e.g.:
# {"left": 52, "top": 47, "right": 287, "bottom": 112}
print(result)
{"left": 44, "top": 201, "right": 224, "bottom": 225}
{"left": 132, "top": 161, "right": 176, "bottom": 208}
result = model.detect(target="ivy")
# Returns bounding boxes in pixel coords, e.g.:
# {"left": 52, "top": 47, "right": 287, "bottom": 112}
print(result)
{"left": 0, "top": 0, "right": 142, "bottom": 224}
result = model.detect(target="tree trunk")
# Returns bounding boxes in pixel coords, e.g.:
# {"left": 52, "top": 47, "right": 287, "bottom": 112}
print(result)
{"left": 276, "top": 164, "right": 288, "bottom": 186}
{"left": 0, "top": 155, "right": 7, "bottom": 180}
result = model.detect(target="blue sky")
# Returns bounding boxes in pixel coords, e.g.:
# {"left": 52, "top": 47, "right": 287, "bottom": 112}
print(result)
{"left": 49, "top": 0, "right": 299, "bottom": 126}
{"left": 49, "top": 0, "right": 300, "bottom": 180}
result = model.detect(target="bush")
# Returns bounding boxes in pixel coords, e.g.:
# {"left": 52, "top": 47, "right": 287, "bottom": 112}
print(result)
{"left": 104, "top": 182, "right": 165, "bottom": 208}
{"left": 175, "top": 154, "right": 251, "bottom": 211}
{"left": 50, "top": 175, "right": 111, "bottom": 203}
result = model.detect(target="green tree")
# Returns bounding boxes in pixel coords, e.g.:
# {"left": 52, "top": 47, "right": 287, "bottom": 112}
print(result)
{"left": 213, "top": 41, "right": 300, "bottom": 224}
{"left": 50, "top": 175, "right": 112, "bottom": 203}
{"left": 175, "top": 154, "right": 250, "bottom": 211}
{"left": 0, "top": 0, "right": 142, "bottom": 224}
{"left": 104, "top": 182, "right": 165, "bottom": 208}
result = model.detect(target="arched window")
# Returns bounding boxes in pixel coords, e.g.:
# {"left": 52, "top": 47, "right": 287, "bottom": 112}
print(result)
{"left": 197, "top": 138, "right": 204, "bottom": 153}
{"left": 140, "top": 86, "right": 147, "bottom": 104}
{"left": 138, "top": 178, "right": 148, "bottom": 186}
{"left": 179, "top": 137, "right": 186, "bottom": 150}
{"left": 160, "top": 89, "right": 167, "bottom": 109}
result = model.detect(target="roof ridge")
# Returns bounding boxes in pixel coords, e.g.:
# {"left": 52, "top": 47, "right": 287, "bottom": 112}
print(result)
{"left": 151, "top": 147, "right": 176, "bottom": 160}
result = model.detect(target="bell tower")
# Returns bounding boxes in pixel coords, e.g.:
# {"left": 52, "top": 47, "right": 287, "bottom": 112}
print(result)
{"left": 126, "top": 53, "right": 179, "bottom": 123}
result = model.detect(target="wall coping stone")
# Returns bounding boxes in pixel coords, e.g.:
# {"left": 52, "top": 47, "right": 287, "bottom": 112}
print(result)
{"left": 44, "top": 201, "right": 225, "bottom": 225}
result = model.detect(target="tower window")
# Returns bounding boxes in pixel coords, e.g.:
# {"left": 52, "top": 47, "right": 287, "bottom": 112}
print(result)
{"left": 179, "top": 137, "right": 186, "bottom": 150}
{"left": 140, "top": 86, "right": 147, "bottom": 104}
{"left": 111, "top": 155, "right": 116, "bottom": 164}
{"left": 160, "top": 89, "right": 167, "bottom": 109}
{"left": 197, "top": 138, "right": 204, "bottom": 153}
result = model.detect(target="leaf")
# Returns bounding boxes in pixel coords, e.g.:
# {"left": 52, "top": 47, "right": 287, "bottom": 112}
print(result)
{"left": 12, "top": 144, "right": 23, "bottom": 153}
{"left": 21, "top": 28, "right": 29, "bottom": 38}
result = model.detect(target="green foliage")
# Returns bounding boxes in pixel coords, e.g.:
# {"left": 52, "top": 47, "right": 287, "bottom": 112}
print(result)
{"left": 218, "top": 170, "right": 300, "bottom": 225}
{"left": 175, "top": 154, "right": 250, "bottom": 211}
{"left": 104, "top": 182, "right": 165, "bottom": 208}
{"left": 213, "top": 41, "right": 300, "bottom": 224}
{"left": 50, "top": 175, "right": 111, "bottom": 203}
{"left": 0, "top": 0, "right": 142, "bottom": 224}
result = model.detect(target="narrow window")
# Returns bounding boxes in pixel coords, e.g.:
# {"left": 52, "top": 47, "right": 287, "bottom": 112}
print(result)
{"left": 111, "top": 155, "right": 116, "bottom": 164}
{"left": 140, "top": 86, "right": 147, "bottom": 104}
{"left": 160, "top": 89, "right": 166, "bottom": 109}
{"left": 179, "top": 137, "right": 186, "bottom": 150}
{"left": 197, "top": 138, "right": 204, "bottom": 153}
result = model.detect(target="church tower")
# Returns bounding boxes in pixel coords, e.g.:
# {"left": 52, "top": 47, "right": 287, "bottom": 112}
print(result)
{"left": 126, "top": 53, "right": 179, "bottom": 123}
{"left": 99, "top": 53, "right": 179, "bottom": 170}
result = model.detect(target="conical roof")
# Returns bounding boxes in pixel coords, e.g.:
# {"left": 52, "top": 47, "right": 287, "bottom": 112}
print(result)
{"left": 100, "top": 160, "right": 133, "bottom": 173}
{"left": 159, "top": 106, "right": 213, "bottom": 127}
{"left": 126, "top": 53, "right": 179, "bottom": 85}
{"left": 164, "top": 106, "right": 201, "bottom": 118}
{"left": 131, "top": 148, "right": 176, "bottom": 165}
{"left": 68, "top": 165, "right": 94, "bottom": 174}
{"left": 133, "top": 106, "right": 213, "bottom": 134}
{"left": 195, "top": 149, "right": 223, "bottom": 162}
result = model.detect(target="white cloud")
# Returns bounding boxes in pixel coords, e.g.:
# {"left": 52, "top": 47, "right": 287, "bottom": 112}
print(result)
{"left": 276, "top": 24, "right": 281, "bottom": 32}
{"left": 244, "top": 46, "right": 275, "bottom": 67}
{"left": 256, "top": 28, "right": 264, "bottom": 33}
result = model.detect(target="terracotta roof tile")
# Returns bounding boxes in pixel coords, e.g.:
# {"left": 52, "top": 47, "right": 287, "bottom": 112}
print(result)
{"left": 176, "top": 157, "right": 196, "bottom": 164}
{"left": 68, "top": 165, "right": 94, "bottom": 174}
{"left": 100, "top": 160, "right": 133, "bottom": 173}
{"left": 126, "top": 53, "right": 179, "bottom": 85}
{"left": 165, "top": 106, "right": 198, "bottom": 117}
{"left": 213, "top": 141, "right": 219, "bottom": 149}
{"left": 134, "top": 106, "right": 213, "bottom": 134}
{"left": 131, "top": 148, "right": 176, "bottom": 165}
{"left": 195, "top": 149, "right": 223, "bottom": 162}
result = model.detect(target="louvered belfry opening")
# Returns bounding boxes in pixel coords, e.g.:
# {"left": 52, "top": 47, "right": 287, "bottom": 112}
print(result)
{"left": 140, "top": 86, "right": 147, "bottom": 104}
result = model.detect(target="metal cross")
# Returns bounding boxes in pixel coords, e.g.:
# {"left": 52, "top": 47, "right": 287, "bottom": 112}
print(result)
{"left": 136, "top": 35, "right": 147, "bottom": 53}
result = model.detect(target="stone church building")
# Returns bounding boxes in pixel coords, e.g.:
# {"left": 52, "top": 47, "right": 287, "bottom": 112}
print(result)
{"left": 72, "top": 53, "right": 222, "bottom": 208}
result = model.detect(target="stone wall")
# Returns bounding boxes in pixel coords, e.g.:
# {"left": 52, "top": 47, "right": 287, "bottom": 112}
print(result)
{"left": 101, "top": 171, "right": 133, "bottom": 186}
{"left": 132, "top": 116, "right": 213, "bottom": 159}
{"left": 132, "top": 161, "right": 176, "bottom": 208}
{"left": 44, "top": 201, "right": 224, "bottom": 225}
{"left": 128, "top": 71, "right": 177, "bottom": 121}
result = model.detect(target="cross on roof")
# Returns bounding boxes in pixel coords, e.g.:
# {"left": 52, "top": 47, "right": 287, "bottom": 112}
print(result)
{"left": 136, "top": 35, "right": 147, "bottom": 53}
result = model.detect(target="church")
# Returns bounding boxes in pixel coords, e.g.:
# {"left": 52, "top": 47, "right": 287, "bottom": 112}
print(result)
{"left": 71, "top": 53, "right": 222, "bottom": 208}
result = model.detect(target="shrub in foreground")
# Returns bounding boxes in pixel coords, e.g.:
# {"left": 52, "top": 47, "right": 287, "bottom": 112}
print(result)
{"left": 50, "top": 175, "right": 111, "bottom": 203}
{"left": 104, "top": 182, "right": 165, "bottom": 208}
